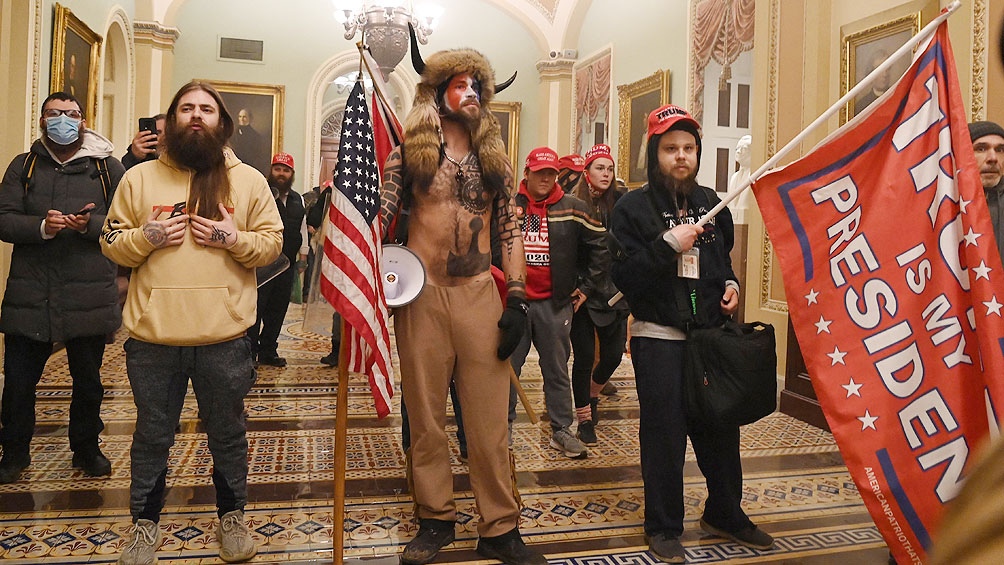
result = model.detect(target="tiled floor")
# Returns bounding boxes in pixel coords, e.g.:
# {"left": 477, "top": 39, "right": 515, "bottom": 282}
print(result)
{"left": 0, "top": 306, "right": 892, "bottom": 563}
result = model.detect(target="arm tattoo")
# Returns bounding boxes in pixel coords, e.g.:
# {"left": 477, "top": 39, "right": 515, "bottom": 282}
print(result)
{"left": 495, "top": 193, "right": 522, "bottom": 247}
{"left": 379, "top": 148, "right": 405, "bottom": 239}
{"left": 143, "top": 223, "right": 168, "bottom": 247}
{"left": 210, "top": 227, "right": 231, "bottom": 245}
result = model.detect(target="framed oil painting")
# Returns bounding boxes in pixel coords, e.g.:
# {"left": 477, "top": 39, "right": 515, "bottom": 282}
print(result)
{"left": 617, "top": 70, "right": 671, "bottom": 188}
{"left": 201, "top": 80, "right": 286, "bottom": 176}
{"left": 490, "top": 101, "right": 521, "bottom": 176}
{"left": 50, "top": 3, "right": 102, "bottom": 121}
{"left": 840, "top": 13, "right": 922, "bottom": 123}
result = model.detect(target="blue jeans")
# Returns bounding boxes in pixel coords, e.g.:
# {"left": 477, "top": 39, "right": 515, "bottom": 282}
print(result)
{"left": 124, "top": 336, "right": 256, "bottom": 521}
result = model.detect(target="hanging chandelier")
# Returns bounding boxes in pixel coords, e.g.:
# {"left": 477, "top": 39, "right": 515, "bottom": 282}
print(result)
{"left": 333, "top": 1, "right": 442, "bottom": 79}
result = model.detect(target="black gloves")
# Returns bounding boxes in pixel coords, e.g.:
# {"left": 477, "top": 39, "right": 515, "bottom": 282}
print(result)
{"left": 497, "top": 295, "right": 529, "bottom": 359}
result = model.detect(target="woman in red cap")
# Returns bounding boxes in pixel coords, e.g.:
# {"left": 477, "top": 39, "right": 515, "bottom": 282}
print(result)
{"left": 568, "top": 144, "right": 629, "bottom": 446}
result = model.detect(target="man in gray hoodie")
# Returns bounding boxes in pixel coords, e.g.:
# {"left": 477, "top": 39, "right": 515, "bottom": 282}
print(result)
{"left": 0, "top": 91, "right": 124, "bottom": 484}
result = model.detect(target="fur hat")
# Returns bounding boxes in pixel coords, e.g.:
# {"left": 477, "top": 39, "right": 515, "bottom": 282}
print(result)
{"left": 404, "top": 29, "right": 514, "bottom": 194}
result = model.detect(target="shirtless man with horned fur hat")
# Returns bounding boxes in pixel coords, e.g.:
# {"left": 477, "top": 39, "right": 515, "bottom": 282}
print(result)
{"left": 379, "top": 28, "right": 546, "bottom": 565}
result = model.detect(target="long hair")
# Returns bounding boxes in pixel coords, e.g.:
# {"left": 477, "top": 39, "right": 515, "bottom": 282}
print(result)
{"left": 164, "top": 81, "right": 236, "bottom": 220}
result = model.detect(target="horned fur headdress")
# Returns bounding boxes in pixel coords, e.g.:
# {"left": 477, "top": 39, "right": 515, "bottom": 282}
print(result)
{"left": 403, "top": 25, "right": 516, "bottom": 195}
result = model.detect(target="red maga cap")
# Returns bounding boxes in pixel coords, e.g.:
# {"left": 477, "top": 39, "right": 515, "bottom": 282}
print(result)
{"left": 525, "top": 146, "right": 560, "bottom": 171}
{"left": 557, "top": 154, "right": 585, "bottom": 172}
{"left": 583, "top": 144, "right": 613, "bottom": 168}
{"left": 271, "top": 152, "right": 295, "bottom": 170}
{"left": 647, "top": 104, "right": 701, "bottom": 140}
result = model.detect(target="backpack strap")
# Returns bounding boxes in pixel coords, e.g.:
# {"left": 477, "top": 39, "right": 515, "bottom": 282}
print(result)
{"left": 20, "top": 152, "right": 111, "bottom": 208}
{"left": 19, "top": 152, "right": 37, "bottom": 193}
{"left": 93, "top": 157, "right": 111, "bottom": 206}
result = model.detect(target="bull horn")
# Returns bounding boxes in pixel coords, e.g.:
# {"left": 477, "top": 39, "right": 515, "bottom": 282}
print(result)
{"left": 495, "top": 71, "right": 517, "bottom": 93}
{"left": 408, "top": 23, "right": 426, "bottom": 75}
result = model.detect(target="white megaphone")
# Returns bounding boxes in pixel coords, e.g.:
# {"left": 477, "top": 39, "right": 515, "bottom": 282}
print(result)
{"left": 380, "top": 244, "right": 426, "bottom": 307}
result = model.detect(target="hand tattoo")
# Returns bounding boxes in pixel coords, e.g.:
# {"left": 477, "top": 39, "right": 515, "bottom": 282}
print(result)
{"left": 143, "top": 223, "right": 168, "bottom": 247}
{"left": 210, "top": 227, "right": 232, "bottom": 246}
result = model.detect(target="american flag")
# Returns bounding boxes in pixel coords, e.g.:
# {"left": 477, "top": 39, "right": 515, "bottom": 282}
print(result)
{"left": 319, "top": 78, "right": 394, "bottom": 418}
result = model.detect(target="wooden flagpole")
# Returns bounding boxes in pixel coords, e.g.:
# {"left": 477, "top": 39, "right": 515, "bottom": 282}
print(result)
{"left": 333, "top": 317, "right": 349, "bottom": 564}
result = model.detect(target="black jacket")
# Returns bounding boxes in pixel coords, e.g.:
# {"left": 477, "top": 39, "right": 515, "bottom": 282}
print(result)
{"left": 121, "top": 150, "right": 157, "bottom": 170}
{"left": 274, "top": 189, "right": 305, "bottom": 262}
{"left": 578, "top": 188, "right": 630, "bottom": 326}
{"left": 0, "top": 139, "right": 124, "bottom": 342}
{"left": 609, "top": 183, "right": 737, "bottom": 330}
{"left": 515, "top": 190, "right": 608, "bottom": 308}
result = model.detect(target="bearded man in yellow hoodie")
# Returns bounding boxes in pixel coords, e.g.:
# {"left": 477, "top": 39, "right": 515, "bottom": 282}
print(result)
{"left": 101, "top": 81, "right": 282, "bottom": 565}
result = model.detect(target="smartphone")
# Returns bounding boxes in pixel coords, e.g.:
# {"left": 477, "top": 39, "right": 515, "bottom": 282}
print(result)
{"left": 72, "top": 204, "right": 96, "bottom": 216}
{"left": 138, "top": 117, "right": 158, "bottom": 134}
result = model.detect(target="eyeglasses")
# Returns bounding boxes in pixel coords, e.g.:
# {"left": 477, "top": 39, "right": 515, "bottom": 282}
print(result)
{"left": 42, "top": 108, "right": 83, "bottom": 119}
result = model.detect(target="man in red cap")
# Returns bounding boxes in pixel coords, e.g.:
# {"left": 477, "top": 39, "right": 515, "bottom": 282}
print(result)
{"left": 556, "top": 153, "right": 585, "bottom": 193}
{"left": 609, "top": 104, "right": 774, "bottom": 562}
{"left": 249, "top": 152, "right": 308, "bottom": 367}
{"left": 507, "top": 146, "right": 607, "bottom": 459}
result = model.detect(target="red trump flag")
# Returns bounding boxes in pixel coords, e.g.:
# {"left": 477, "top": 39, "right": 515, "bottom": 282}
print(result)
{"left": 753, "top": 23, "right": 1004, "bottom": 563}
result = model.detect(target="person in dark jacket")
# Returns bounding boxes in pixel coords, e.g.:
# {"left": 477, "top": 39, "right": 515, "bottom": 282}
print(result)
{"left": 249, "top": 152, "right": 307, "bottom": 367}
{"left": 609, "top": 104, "right": 773, "bottom": 562}
{"left": 507, "top": 146, "right": 608, "bottom": 459}
{"left": 568, "top": 144, "right": 629, "bottom": 446}
{"left": 122, "top": 114, "right": 165, "bottom": 170}
{"left": 0, "top": 92, "right": 124, "bottom": 483}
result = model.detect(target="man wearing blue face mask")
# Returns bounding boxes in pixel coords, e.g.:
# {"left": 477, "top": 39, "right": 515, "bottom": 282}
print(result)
{"left": 0, "top": 92, "right": 125, "bottom": 484}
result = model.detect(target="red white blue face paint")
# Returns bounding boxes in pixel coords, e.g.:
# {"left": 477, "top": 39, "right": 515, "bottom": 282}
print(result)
{"left": 443, "top": 73, "right": 480, "bottom": 113}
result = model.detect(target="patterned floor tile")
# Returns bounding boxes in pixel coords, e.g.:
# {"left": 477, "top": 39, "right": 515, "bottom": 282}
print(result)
{"left": 0, "top": 308, "right": 885, "bottom": 563}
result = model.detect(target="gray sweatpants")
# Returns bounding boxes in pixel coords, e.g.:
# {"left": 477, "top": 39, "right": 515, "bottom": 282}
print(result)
{"left": 508, "top": 299, "right": 574, "bottom": 432}
{"left": 124, "top": 336, "right": 257, "bottom": 522}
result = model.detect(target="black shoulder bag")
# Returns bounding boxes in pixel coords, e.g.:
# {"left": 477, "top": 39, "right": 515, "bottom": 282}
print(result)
{"left": 683, "top": 319, "right": 777, "bottom": 426}
{"left": 643, "top": 186, "right": 777, "bottom": 426}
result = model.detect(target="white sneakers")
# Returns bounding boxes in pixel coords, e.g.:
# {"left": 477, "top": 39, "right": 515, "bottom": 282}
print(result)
{"left": 218, "top": 509, "right": 258, "bottom": 563}
{"left": 117, "top": 519, "right": 160, "bottom": 565}
{"left": 550, "top": 428, "right": 589, "bottom": 459}
{"left": 117, "top": 511, "right": 257, "bottom": 565}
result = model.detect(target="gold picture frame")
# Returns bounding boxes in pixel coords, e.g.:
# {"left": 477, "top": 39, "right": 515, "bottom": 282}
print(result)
{"left": 839, "top": 13, "right": 922, "bottom": 124}
{"left": 617, "top": 70, "right": 671, "bottom": 188}
{"left": 200, "top": 80, "right": 286, "bottom": 176}
{"left": 49, "top": 3, "right": 102, "bottom": 121}
{"left": 490, "top": 101, "right": 521, "bottom": 177}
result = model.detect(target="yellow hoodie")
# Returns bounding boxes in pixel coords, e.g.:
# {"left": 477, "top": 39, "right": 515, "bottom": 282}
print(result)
{"left": 101, "top": 149, "right": 282, "bottom": 346}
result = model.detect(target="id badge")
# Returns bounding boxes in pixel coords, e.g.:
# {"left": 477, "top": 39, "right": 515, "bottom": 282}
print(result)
{"left": 678, "top": 248, "right": 700, "bottom": 279}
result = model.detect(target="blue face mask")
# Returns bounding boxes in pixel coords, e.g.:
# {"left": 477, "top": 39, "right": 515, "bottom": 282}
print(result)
{"left": 45, "top": 114, "right": 81, "bottom": 145}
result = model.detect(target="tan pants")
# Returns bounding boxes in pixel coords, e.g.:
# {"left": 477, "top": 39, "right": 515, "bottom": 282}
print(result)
{"left": 395, "top": 276, "right": 519, "bottom": 537}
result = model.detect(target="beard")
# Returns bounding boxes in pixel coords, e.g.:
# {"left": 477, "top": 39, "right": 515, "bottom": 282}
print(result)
{"left": 267, "top": 172, "right": 295, "bottom": 193}
{"left": 653, "top": 167, "right": 698, "bottom": 210}
{"left": 163, "top": 119, "right": 227, "bottom": 172}
{"left": 440, "top": 100, "right": 482, "bottom": 130}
